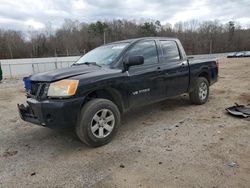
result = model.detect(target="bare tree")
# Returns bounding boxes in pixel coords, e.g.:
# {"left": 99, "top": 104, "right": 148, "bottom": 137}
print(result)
{"left": 0, "top": 19, "right": 250, "bottom": 59}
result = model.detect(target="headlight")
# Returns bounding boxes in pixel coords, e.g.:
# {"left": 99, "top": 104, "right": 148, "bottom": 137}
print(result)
{"left": 47, "top": 79, "right": 79, "bottom": 97}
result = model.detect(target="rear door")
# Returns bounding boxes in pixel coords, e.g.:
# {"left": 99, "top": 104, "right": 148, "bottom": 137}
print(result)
{"left": 158, "top": 40, "right": 189, "bottom": 97}
{"left": 126, "top": 40, "right": 165, "bottom": 107}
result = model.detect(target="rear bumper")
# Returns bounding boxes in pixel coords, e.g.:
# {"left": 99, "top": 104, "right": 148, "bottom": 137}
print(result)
{"left": 18, "top": 97, "right": 84, "bottom": 128}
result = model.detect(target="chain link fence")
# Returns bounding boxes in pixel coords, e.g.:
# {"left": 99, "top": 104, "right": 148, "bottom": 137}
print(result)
{"left": 0, "top": 56, "right": 80, "bottom": 78}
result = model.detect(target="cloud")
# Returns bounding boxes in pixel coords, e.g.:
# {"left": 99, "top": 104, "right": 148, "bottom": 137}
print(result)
{"left": 0, "top": 0, "right": 249, "bottom": 32}
{"left": 24, "top": 19, "right": 45, "bottom": 30}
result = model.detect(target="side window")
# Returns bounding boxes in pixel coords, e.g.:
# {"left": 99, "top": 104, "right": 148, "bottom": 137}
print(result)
{"left": 160, "top": 40, "right": 180, "bottom": 60}
{"left": 128, "top": 40, "right": 158, "bottom": 65}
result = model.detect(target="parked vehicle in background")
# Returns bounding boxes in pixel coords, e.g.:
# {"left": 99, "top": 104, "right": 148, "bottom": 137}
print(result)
{"left": 227, "top": 52, "right": 236, "bottom": 58}
{"left": 227, "top": 51, "right": 250, "bottom": 58}
{"left": 243, "top": 51, "right": 250, "bottom": 57}
{"left": 18, "top": 37, "right": 218, "bottom": 147}
{"left": 236, "top": 52, "right": 245, "bottom": 57}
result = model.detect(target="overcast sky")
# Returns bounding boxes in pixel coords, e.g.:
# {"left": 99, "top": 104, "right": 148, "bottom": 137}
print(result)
{"left": 0, "top": 0, "right": 250, "bottom": 31}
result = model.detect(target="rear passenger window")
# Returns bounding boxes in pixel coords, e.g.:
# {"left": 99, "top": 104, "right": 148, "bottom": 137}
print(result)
{"left": 128, "top": 40, "right": 158, "bottom": 65}
{"left": 160, "top": 41, "right": 180, "bottom": 60}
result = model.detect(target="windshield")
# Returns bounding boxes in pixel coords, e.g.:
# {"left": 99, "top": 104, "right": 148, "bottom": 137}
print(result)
{"left": 75, "top": 42, "right": 129, "bottom": 66}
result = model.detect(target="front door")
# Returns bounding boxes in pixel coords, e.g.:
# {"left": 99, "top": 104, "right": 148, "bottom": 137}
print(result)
{"left": 125, "top": 40, "right": 165, "bottom": 108}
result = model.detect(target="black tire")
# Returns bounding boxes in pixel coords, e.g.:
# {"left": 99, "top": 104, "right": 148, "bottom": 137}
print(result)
{"left": 76, "top": 98, "right": 121, "bottom": 147}
{"left": 189, "top": 77, "right": 209, "bottom": 105}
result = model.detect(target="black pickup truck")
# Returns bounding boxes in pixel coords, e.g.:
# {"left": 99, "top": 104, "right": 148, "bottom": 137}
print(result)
{"left": 18, "top": 37, "right": 218, "bottom": 147}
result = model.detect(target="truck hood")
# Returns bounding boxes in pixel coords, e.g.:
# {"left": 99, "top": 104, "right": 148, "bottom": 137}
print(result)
{"left": 30, "top": 65, "right": 101, "bottom": 82}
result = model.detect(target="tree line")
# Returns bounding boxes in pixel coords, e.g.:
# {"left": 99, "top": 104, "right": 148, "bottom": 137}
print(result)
{"left": 0, "top": 19, "right": 249, "bottom": 59}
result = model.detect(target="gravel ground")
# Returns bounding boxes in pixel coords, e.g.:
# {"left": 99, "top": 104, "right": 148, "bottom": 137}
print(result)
{"left": 0, "top": 58, "right": 250, "bottom": 188}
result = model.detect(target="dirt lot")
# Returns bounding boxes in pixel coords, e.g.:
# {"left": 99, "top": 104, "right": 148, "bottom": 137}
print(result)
{"left": 0, "top": 58, "right": 250, "bottom": 188}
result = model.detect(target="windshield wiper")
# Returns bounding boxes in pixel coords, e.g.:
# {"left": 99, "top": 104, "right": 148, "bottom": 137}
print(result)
{"left": 72, "top": 62, "right": 101, "bottom": 67}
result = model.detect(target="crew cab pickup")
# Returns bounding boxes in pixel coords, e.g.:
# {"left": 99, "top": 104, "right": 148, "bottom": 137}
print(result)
{"left": 18, "top": 37, "right": 218, "bottom": 147}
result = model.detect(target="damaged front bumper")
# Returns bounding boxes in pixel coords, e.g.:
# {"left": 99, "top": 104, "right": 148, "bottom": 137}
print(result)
{"left": 18, "top": 103, "right": 41, "bottom": 125}
{"left": 18, "top": 97, "right": 84, "bottom": 128}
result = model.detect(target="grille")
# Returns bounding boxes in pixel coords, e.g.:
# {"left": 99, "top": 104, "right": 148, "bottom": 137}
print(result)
{"left": 38, "top": 84, "right": 46, "bottom": 96}
{"left": 30, "top": 82, "right": 47, "bottom": 97}
{"left": 30, "top": 82, "right": 40, "bottom": 95}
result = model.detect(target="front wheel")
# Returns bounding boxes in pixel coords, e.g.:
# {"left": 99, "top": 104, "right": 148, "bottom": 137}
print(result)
{"left": 189, "top": 77, "right": 209, "bottom": 105}
{"left": 76, "top": 99, "right": 121, "bottom": 147}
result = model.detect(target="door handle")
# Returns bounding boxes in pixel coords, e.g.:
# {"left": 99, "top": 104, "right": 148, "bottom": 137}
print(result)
{"left": 181, "top": 61, "right": 188, "bottom": 66}
{"left": 181, "top": 62, "right": 186, "bottom": 66}
{"left": 180, "top": 62, "right": 187, "bottom": 71}
{"left": 157, "top": 67, "right": 161, "bottom": 73}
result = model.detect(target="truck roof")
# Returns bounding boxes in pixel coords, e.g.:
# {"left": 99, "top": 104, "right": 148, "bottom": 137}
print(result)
{"left": 106, "top": 37, "right": 179, "bottom": 45}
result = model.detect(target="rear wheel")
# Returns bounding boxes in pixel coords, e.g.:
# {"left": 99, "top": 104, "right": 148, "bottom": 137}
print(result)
{"left": 189, "top": 77, "right": 209, "bottom": 105}
{"left": 76, "top": 99, "right": 120, "bottom": 147}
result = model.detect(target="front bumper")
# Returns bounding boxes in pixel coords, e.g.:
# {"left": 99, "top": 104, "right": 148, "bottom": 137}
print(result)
{"left": 18, "top": 97, "right": 84, "bottom": 128}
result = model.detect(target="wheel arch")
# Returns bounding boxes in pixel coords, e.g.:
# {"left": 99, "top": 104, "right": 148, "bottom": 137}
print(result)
{"left": 83, "top": 87, "right": 126, "bottom": 114}
{"left": 198, "top": 70, "right": 211, "bottom": 84}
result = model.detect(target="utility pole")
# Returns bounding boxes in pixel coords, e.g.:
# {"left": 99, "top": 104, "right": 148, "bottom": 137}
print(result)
{"left": 7, "top": 41, "right": 13, "bottom": 59}
{"left": 103, "top": 30, "right": 106, "bottom": 44}
{"left": 209, "top": 40, "right": 212, "bottom": 54}
{"left": 54, "top": 49, "right": 57, "bottom": 57}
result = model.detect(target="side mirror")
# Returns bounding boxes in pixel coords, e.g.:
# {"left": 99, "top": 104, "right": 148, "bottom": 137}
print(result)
{"left": 124, "top": 55, "right": 144, "bottom": 71}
